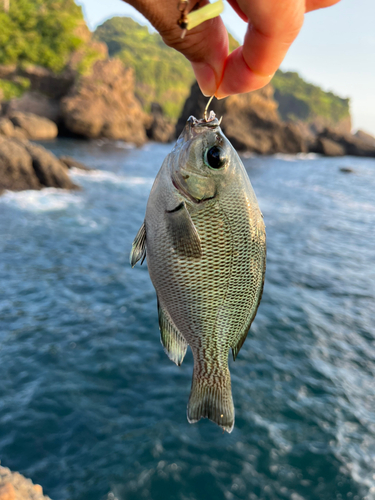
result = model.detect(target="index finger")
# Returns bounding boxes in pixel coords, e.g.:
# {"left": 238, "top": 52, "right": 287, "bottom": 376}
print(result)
{"left": 216, "top": 0, "right": 305, "bottom": 97}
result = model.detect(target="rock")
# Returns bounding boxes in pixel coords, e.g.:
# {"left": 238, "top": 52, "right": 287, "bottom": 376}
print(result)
{"left": 59, "top": 155, "right": 91, "bottom": 171}
{"left": 0, "top": 483, "right": 16, "bottom": 500}
{"left": 311, "top": 137, "right": 345, "bottom": 156}
{"left": 0, "top": 64, "right": 75, "bottom": 100}
{"left": 4, "top": 92, "right": 61, "bottom": 123}
{"left": 21, "top": 141, "right": 78, "bottom": 189}
{"left": 339, "top": 167, "right": 354, "bottom": 173}
{"left": 317, "top": 128, "right": 375, "bottom": 157}
{"left": 8, "top": 112, "right": 58, "bottom": 140}
{"left": 146, "top": 103, "right": 175, "bottom": 143}
{"left": 354, "top": 129, "right": 375, "bottom": 147}
{"left": 176, "top": 82, "right": 306, "bottom": 154}
{"left": 0, "top": 136, "right": 78, "bottom": 192}
{"left": 0, "top": 136, "right": 41, "bottom": 192}
{"left": 0, "top": 466, "right": 51, "bottom": 500}
{"left": 0, "top": 117, "right": 27, "bottom": 139}
{"left": 61, "top": 59, "right": 148, "bottom": 144}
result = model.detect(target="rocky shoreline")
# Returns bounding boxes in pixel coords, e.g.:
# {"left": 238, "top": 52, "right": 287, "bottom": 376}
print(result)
{"left": 0, "top": 466, "right": 51, "bottom": 500}
{"left": 1, "top": 62, "right": 375, "bottom": 195}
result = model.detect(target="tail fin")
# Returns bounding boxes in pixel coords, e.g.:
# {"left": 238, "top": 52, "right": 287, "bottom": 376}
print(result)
{"left": 187, "top": 366, "right": 234, "bottom": 433}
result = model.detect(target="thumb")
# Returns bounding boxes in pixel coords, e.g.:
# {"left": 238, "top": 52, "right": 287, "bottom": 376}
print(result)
{"left": 124, "top": 0, "right": 228, "bottom": 96}
{"left": 161, "top": 16, "right": 229, "bottom": 96}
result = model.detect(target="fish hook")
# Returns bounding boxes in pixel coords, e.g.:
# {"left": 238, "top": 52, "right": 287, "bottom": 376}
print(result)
{"left": 204, "top": 95, "right": 214, "bottom": 122}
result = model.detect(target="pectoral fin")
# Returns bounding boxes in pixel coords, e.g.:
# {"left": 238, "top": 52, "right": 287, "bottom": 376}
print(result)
{"left": 130, "top": 221, "right": 146, "bottom": 267}
{"left": 166, "top": 202, "right": 201, "bottom": 259}
{"left": 158, "top": 300, "right": 187, "bottom": 366}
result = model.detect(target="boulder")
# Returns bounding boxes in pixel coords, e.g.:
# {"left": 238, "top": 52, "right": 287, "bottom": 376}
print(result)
{"left": 0, "top": 136, "right": 41, "bottom": 192}
{"left": 176, "top": 82, "right": 306, "bottom": 154}
{"left": 311, "top": 137, "right": 345, "bottom": 156}
{"left": 146, "top": 102, "right": 175, "bottom": 143}
{"left": 0, "top": 64, "right": 75, "bottom": 100}
{"left": 21, "top": 141, "right": 78, "bottom": 189}
{"left": 4, "top": 92, "right": 61, "bottom": 123}
{"left": 317, "top": 128, "right": 375, "bottom": 157}
{"left": 59, "top": 155, "right": 91, "bottom": 171}
{"left": 61, "top": 59, "right": 148, "bottom": 144}
{"left": 0, "top": 466, "right": 51, "bottom": 500}
{"left": 354, "top": 129, "right": 375, "bottom": 147}
{"left": 340, "top": 167, "right": 354, "bottom": 173}
{"left": 0, "top": 117, "right": 27, "bottom": 139}
{"left": 0, "top": 137, "right": 78, "bottom": 193}
{"left": 8, "top": 112, "right": 58, "bottom": 140}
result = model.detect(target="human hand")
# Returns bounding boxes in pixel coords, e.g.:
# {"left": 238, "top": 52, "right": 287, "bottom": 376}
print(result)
{"left": 123, "top": 0, "right": 340, "bottom": 98}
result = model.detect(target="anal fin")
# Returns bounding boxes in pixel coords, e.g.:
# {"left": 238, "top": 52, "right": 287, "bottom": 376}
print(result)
{"left": 158, "top": 300, "right": 188, "bottom": 366}
{"left": 130, "top": 221, "right": 146, "bottom": 267}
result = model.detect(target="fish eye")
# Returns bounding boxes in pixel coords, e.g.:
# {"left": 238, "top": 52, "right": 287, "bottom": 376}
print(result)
{"left": 204, "top": 146, "right": 226, "bottom": 169}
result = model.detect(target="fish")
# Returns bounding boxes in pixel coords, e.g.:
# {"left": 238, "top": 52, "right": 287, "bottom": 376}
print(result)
{"left": 130, "top": 113, "right": 266, "bottom": 433}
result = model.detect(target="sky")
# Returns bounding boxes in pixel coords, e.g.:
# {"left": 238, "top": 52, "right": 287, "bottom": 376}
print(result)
{"left": 76, "top": 0, "right": 375, "bottom": 135}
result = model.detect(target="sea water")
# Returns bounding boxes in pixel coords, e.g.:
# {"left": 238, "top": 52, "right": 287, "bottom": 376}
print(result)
{"left": 0, "top": 139, "right": 374, "bottom": 500}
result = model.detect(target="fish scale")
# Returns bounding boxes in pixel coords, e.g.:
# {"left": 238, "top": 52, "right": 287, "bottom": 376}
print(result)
{"left": 130, "top": 114, "right": 266, "bottom": 432}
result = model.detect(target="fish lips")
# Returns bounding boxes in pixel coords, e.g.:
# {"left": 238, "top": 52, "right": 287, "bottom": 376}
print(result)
{"left": 181, "top": 115, "right": 221, "bottom": 142}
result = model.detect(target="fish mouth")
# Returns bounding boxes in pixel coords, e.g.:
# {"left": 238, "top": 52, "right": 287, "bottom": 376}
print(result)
{"left": 183, "top": 114, "right": 221, "bottom": 140}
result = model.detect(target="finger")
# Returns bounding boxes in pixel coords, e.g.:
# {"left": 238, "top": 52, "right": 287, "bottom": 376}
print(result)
{"left": 305, "top": 0, "right": 341, "bottom": 13}
{"left": 124, "top": 0, "right": 228, "bottom": 96}
{"left": 216, "top": 0, "right": 305, "bottom": 97}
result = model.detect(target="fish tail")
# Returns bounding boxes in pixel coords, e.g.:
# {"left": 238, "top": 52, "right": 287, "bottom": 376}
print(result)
{"left": 187, "top": 365, "right": 234, "bottom": 433}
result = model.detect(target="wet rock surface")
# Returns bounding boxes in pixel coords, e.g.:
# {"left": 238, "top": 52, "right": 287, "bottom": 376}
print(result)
{"left": 176, "top": 82, "right": 306, "bottom": 154}
{"left": 59, "top": 155, "right": 91, "bottom": 171}
{"left": 0, "top": 137, "right": 78, "bottom": 194}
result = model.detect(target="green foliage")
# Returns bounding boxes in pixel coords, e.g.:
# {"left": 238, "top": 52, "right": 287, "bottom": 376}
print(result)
{"left": 272, "top": 70, "right": 350, "bottom": 124}
{"left": 76, "top": 46, "right": 106, "bottom": 76}
{"left": 94, "top": 18, "right": 242, "bottom": 119}
{"left": 94, "top": 17, "right": 194, "bottom": 119}
{"left": 0, "top": 77, "right": 30, "bottom": 99}
{"left": 0, "top": 0, "right": 85, "bottom": 73}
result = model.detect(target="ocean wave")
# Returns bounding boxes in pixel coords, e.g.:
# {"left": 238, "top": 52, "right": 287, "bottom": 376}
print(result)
{"left": 273, "top": 152, "right": 319, "bottom": 161}
{"left": 94, "top": 139, "right": 136, "bottom": 149}
{"left": 0, "top": 188, "right": 83, "bottom": 212}
{"left": 70, "top": 168, "right": 154, "bottom": 186}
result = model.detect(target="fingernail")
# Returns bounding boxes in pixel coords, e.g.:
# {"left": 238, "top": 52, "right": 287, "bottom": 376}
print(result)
{"left": 191, "top": 62, "right": 218, "bottom": 97}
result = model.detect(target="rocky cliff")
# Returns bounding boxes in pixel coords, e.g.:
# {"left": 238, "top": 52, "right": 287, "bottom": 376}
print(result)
{"left": 61, "top": 59, "right": 148, "bottom": 144}
{"left": 176, "top": 82, "right": 306, "bottom": 154}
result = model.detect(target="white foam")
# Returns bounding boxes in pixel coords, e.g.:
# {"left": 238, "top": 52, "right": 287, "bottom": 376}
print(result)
{"left": 94, "top": 139, "right": 135, "bottom": 149}
{"left": 0, "top": 188, "right": 83, "bottom": 212}
{"left": 273, "top": 152, "right": 319, "bottom": 161}
{"left": 70, "top": 168, "right": 154, "bottom": 186}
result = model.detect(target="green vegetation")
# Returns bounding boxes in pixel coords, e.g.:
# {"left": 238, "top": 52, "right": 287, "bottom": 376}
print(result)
{"left": 0, "top": 77, "right": 30, "bottom": 100}
{"left": 94, "top": 17, "right": 194, "bottom": 119}
{"left": 0, "top": 1, "right": 350, "bottom": 125}
{"left": 0, "top": 0, "right": 85, "bottom": 73}
{"left": 94, "top": 17, "right": 239, "bottom": 118}
{"left": 272, "top": 70, "right": 350, "bottom": 124}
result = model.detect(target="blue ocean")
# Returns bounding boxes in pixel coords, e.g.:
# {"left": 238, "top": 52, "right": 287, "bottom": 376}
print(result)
{"left": 0, "top": 139, "right": 374, "bottom": 500}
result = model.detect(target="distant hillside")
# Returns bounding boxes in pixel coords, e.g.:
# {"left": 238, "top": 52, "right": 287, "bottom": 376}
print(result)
{"left": 94, "top": 16, "right": 239, "bottom": 119}
{"left": 0, "top": 0, "right": 86, "bottom": 73}
{"left": 272, "top": 70, "right": 350, "bottom": 126}
{"left": 95, "top": 16, "right": 350, "bottom": 126}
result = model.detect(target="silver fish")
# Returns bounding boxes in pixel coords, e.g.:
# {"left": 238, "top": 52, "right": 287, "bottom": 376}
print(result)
{"left": 130, "top": 114, "right": 266, "bottom": 432}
